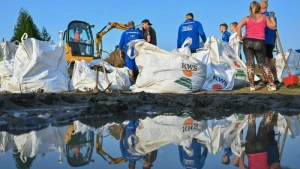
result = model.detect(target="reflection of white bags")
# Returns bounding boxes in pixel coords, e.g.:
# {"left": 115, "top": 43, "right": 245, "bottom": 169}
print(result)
{"left": 193, "top": 36, "right": 248, "bottom": 90}
{"left": 132, "top": 116, "right": 208, "bottom": 154}
{"left": 8, "top": 33, "right": 70, "bottom": 93}
{"left": 70, "top": 60, "right": 131, "bottom": 91}
{"left": 276, "top": 49, "right": 300, "bottom": 82}
{"left": 277, "top": 114, "right": 300, "bottom": 138}
{"left": 127, "top": 40, "right": 206, "bottom": 94}
{"left": 195, "top": 114, "right": 247, "bottom": 155}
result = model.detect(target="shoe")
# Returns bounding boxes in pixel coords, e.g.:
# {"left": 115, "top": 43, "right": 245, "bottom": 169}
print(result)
{"left": 268, "top": 84, "right": 277, "bottom": 91}
{"left": 274, "top": 80, "right": 281, "bottom": 86}
{"left": 250, "top": 85, "right": 256, "bottom": 91}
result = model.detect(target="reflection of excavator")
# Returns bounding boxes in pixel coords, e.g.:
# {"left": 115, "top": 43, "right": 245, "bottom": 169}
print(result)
{"left": 95, "top": 131, "right": 126, "bottom": 165}
{"left": 65, "top": 125, "right": 94, "bottom": 167}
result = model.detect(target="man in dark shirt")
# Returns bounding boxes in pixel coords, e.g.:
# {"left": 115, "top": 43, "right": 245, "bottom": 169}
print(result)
{"left": 141, "top": 19, "right": 157, "bottom": 46}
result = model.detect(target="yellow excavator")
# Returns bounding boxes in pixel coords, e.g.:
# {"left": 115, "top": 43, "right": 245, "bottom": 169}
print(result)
{"left": 63, "top": 21, "right": 129, "bottom": 70}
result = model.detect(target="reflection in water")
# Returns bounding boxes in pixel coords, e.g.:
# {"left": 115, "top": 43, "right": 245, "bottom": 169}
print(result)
{"left": 65, "top": 124, "right": 94, "bottom": 167}
{"left": 0, "top": 112, "right": 299, "bottom": 169}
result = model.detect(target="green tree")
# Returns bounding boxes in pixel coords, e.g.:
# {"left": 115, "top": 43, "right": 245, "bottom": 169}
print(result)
{"left": 11, "top": 8, "right": 42, "bottom": 42}
{"left": 40, "top": 26, "right": 51, "bottom": 41}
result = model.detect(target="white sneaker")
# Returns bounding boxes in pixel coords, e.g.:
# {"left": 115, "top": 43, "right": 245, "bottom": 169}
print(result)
{"left": 250, "top": 85, "right": 256, "bottom": 91}
{"left": 268, "top": 84, "right": 276, "bottom": 91}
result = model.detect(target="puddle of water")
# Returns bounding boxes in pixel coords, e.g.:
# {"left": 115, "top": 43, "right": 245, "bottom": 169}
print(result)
{"left": 0, "top": 112, "right": 299, "bottom": 169}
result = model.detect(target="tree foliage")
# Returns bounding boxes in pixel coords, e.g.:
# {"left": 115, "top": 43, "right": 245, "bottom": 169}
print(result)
{"left": 11, "top": 8, "right": 51, "bottom": 42}
{"left": 40, "top": 26, "right": 51, "bottom": 41}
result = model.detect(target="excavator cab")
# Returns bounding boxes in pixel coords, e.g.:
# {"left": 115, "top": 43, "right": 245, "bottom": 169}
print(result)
{"left": 65, "top": 125, "right": 95, "bottom": 167}
{"left": 64, "top": 20, "right": 95, "bottom": 63}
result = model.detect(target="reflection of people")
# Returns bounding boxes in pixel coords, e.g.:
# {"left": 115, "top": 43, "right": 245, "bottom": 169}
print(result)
{"left": 143, "top": 150, "right": 158, "bottom": 169}
{"left": 236, "top": 1, "right": 277, "bottom": 91}
{"left": 267, "top": 113, "right": 281, "bottom": 169}
{"left": 239, "top": 112, "right": 275, "bottom": 169}
{"left": 120, "top": 120, "right": 144, "bottom": 169}
{"left": 177, "top": 13, "right": 207, "bottom": 53}
{"left": 178, "top": 139, "right": 208, "bottom": 169}
{"left": 222, "top": 147, "right": 233, "bottom": 165}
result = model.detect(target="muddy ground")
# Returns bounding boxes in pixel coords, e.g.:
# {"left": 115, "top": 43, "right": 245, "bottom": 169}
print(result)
{"left": 0, "top": 84, "right": 299, "bottom": 134}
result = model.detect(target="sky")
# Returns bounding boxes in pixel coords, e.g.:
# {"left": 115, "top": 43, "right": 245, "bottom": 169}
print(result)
{"left": 1, "top": 0, "right": 300, "bottom": 56}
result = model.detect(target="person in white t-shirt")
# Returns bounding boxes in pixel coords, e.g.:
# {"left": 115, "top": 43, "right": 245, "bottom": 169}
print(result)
{"left": 229, "top": 22, "right": 242, "bottom": 60}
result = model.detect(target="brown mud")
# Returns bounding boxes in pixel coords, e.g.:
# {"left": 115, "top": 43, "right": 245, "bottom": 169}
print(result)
{"left": 0, "top": 85, "right": 299, "bottom": 134}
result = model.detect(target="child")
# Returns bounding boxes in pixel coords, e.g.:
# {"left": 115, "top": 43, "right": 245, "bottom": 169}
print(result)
{"left": 229, "top": 22, "right": 242, "bottom": 60}
{"left": 220, "top": 23, "right": 231, "bottom": 42}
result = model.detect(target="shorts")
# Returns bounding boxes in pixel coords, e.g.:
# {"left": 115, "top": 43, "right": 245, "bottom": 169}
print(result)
{"left": 125, "top": 58, "right": 138, "bottom": 71}
{"left": 265, "top": 44, "right": 275, "bottom": 59}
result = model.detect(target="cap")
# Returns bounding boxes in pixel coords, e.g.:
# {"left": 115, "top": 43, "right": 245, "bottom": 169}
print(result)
{"left": 142, "top": 19, "right": 152, "bottom": 25}
{"left": 186, "top": 13, "right": 194, "bottom": 19}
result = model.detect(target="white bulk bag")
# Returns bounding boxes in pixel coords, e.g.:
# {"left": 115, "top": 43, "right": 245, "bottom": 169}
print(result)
{"left": 276, "top": 49, "right": 300, "bottom": 82}
{"left": 8, "top": 33, "right": 70, "bottom": 93}
{"left": 193, "top": 36, "right": 248, "bottom": 90}
{"left": 127, "top": 40, "right": 206, "bottom": 94}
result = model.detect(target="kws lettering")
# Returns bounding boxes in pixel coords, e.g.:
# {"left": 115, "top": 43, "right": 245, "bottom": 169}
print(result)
{"left": 213, "top": 75, "right": 228, "bottom": 86}
{"left": 182, "top": 123, "right": 199, "bottom": 132}
{"left": 182, "top": 63, "right": 197, "bottom": 71}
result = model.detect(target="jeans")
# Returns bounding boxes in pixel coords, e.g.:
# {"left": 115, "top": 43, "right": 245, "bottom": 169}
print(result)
{"left": 243, "top": 38, "right": 273, "bottom": 85}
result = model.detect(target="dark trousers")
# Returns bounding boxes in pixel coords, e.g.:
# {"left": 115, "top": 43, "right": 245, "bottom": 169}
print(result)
{"left": 245, "top": 116, "right": 269, "bottom": 154}
{"left": 243, "top": 38, "right": 273, "bottom": 85}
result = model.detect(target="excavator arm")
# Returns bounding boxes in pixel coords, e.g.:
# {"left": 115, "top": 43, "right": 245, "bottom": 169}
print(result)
{"left": 95, "top": 132, "right": 126, "bottom": 165}
{"left": 96, "top": 22, "right": 128, "bottom": 58}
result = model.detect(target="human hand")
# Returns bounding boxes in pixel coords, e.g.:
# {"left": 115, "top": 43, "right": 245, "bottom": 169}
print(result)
{"left": 269, "top": 11, "right": 275, "bottom": 18}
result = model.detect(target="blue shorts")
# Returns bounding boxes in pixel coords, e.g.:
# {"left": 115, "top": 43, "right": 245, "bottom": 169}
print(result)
{"left": 126, "top": 59, "right": 138, "bottom": 71}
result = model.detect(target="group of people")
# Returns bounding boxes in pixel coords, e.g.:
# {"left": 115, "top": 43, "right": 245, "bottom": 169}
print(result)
{"left": 113, "top": 112, "right": 283, "bottom": 169}
{"left": 118, "top": 0, "right": 280, "bottom": 91}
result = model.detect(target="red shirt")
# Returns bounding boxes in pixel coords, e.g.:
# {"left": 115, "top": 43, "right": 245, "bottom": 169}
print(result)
{"left": 245, "top": 15, "right": 266, "bottom": 40}
{"left": 248, "top": 152, "right": 269, "bottom": 169}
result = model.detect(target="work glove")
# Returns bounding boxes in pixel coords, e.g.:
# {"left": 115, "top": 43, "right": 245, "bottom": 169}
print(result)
{"left": 269, "top": 11, "right": 275, "bottom": 18}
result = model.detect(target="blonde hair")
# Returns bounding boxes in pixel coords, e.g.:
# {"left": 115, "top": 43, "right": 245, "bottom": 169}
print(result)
{"left": 249, "top": 1, "right": 261, "bottom": 15}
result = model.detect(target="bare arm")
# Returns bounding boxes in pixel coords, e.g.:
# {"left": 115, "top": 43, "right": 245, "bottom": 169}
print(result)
{"left": 146, "top": 28, "right": 151, "bottom": 43}
{"left": 237, "top": 17, "right": 248, "bottom": 41}
{"left": 266, "top": 16, "right": 277, "bottom": 30}
{"left": 239, "top": 151, "right": 249, "bottom": 169}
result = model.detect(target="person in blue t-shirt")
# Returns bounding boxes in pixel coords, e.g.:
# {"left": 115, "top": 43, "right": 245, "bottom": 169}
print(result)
{"left": 118, "top": 21, "right": 143, "bottom": 85}
{"left": 177, "top": 13, "right": 207, "bottom": 53}
{"left": 120, "top": 120, "right": 144, "bottom": 169}
{"left": 178, "top": 139, "right": 208, "bottom": 169}
{"left": 260, "top": 0, "right": 279, "bottom": 85}
{"left": 221, "top": 147, "right": 233, "bottom": 165}
{"left": 220, "top": 23, "right": 231, "bottom": 42}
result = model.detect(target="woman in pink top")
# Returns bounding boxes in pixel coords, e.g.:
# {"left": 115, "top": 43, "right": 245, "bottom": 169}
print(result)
{"left": 237, "top": 1, "right": 277, "bottom": 91}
